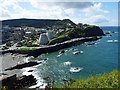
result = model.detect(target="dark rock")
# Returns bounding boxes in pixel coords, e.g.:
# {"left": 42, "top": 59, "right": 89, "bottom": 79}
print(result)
{"left": 87, "top": 43, "right": 95, "bottom": 45}
{"left": 1, "top": 74, "right": 37, "bottom": 90}
{"left": 28, "top": 70, "right": 33, "bottom": 72}
{"left": 110, "top": 34, "right": 112, "bottom": 36}
{"left": 0, "top": 73, "right": 7, "bottom": 75}
{"left": 44, "top": 58, "right": 48, "bottom": 61}
{"left": 112, "top": 31, "right": 115, "bottom": 33}
{"left": 84, "top": 26, "right": 104, "bottom": 37}
{"left": 59, "top": 50, "right": 65, "bottom": 54}
{"left": 5, "top": 61, "right": 41, "bottom": 71}
{"left": 105, "top": 32, "right": 110, "bottom": 35}
{"left": 63, "top": 79, "right": 69, "bottom": 82}
{"left": 43, "top": 77, "right": 50, "bottom": 80}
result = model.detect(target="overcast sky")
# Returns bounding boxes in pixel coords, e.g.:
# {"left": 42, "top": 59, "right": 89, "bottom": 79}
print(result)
{"left": 0, "top": 0, "right": 119, "bottom": 26}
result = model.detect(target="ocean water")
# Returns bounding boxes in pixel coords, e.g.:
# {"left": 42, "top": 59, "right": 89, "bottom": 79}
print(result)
{"left": 25, "top": 26, "right": 118, "bottom": 87}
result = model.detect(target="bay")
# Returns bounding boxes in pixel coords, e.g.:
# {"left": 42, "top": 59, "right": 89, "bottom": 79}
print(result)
{"left": 27, "top": 26, "right": 118, "bottom": 86}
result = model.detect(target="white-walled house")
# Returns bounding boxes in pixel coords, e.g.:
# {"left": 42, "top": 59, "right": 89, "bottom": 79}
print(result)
{"left": 46, "top": 31, "right": 55, "bottom": 40}
{"left": 25, "top": 32, "right": 32, "bottom": 38}
{"left": 39, "top": 34, "right": 49, "bottom": 45}
{"left": 35, "top": 28, "right": 47, "bottom": 34}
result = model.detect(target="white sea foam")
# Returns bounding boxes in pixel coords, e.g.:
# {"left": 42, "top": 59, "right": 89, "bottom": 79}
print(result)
{"left": 64, "top": 61, "right": 72, "bottom": 65}
{"left": 22, "top": 57, "right": 47, "bottom": 88}
{"left": 73, "top": 51, "right": 83, "bottom": 54}
{"left": 70, "top": 67, "right": 83, "bottom": 73}
{"left": 114, "top": 32, "right": 118, "bottom": 34}
{"left": 107, "top": 40, "right": 114, "bottom": 43}
{"left": 57, "top": 54, "right": 62, "bottom": 57}
{"left": 73, "top": 51, "right": 80, "bottom": 54}
{"left": 21, "top": 66, "right": 35, "bottom": 76}
{"left": 114, "top": 40, "right": 118, "bottom": 42}
{"left": 80, "top": 51, "right": 84, "bottom": 54}
{"left": 29, "top": 72, "right": 47, "bottom": 89}
{"left": 21, "top": 66, "right": 47, "bottom": 88}
{"left": 107, "top": 40, "right": 118, "bottom": 43}
{"left": 24, "top": 57, "right": 30, "bottom": 62}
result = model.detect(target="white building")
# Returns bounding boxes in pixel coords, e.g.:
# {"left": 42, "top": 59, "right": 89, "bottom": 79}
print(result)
{"left": 35, "top": 28, "right": 47, "bottom": 33}
{"left": 39, "top": 34, "right": 49, "bottom": 45}
{"left": 25, "top": 32, "right": 32, "bottom": 38}
{"left": 46, "top": 31, "right": 55, "bottom": 40}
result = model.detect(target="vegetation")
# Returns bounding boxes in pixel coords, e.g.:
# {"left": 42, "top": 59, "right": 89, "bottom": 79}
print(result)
{"left": 49, "top": 25, "right": 104, "bottom": 45}
{"left": 17, "top": 47, "right": 40, "bottom": 50}
{"left": 2, "top": 70, "right": 119, "bottom": 90}
{"left": 54, "top": 70, "right": 119, "bottom": 89}
{"left": 17, "top": 38, "right": 39, "bottom": 47}
{"left": 2, "top": 18, "right": 76, "bottom": 28}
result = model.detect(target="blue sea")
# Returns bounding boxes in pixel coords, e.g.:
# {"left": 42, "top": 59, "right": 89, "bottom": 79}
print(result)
{"left": 25, "top": 26, "right": 118, "bottom": 87}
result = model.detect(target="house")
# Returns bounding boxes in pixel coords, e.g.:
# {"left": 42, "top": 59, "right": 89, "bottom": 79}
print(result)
{"left": 46, "top": 31, "right": 55, "bottom": 40}
{"left": 39, "top": 34, "right": 49, "bottom": 45}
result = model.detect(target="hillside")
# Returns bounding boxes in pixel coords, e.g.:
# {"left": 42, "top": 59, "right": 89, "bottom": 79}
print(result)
{"left": 2, "top": 18, "right": 76, "bottom": 28}
{"left": 49, "top": 25, "right": 104, "bottom": 45}
{"left": 2, "top": 18, "right": 104, "bottom": 45}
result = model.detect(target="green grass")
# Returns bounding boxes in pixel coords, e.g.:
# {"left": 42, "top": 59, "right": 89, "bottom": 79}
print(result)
{"left": 16, "top": 47, "right": 41, "bottom": 50}
{"left": 54, "top": 70, "right": 119, "bottom": 89}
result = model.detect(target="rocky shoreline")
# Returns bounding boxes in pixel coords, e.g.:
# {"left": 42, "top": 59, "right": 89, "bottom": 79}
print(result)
{"left": 1, "top": 60, "right": 44, "bottom": 90}
{"left": 1, "top": 36, "right": 102, "bottom": 89}
{"left": 5, "top": 61, "right": 41, "bottom": 71}
{"left": 1, "top": 37, "right": 102, "bottom": 57}
{"left": 1, "top": 74, "right": 37, "bottom": 90}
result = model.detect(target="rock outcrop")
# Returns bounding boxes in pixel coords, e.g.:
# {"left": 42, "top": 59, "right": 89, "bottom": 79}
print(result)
{"left": 5, "top": 61, "right": 41, "bottom": 71}
{"left": 83, "top": 26, "right": 104, "bottom": 37}
{"left": 1, "top": 74, "right": 37, "bottom": 90}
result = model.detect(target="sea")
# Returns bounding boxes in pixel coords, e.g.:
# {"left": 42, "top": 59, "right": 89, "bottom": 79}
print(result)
{"left": 22, "top": 26, "right": 118, "bottom": 88}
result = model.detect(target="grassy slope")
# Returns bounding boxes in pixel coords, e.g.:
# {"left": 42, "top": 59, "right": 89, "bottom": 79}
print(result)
{"left": 49, "top": 26, "right": 104, "bottom": 45}
{"left": 54, "top": 70, "right": 119, "bottom": 89}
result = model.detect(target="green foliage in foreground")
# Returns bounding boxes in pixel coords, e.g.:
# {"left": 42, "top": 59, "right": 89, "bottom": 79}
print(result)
{"left": 2, "top": 70, "right": 119, "bottom": 90}
{"left": 54, "top": 70, "right": 119, "bottom": 89}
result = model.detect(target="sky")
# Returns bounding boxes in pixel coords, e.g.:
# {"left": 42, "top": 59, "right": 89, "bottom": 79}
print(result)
{"left": 0, "top": 0, "right": 119, "bottom": 26}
